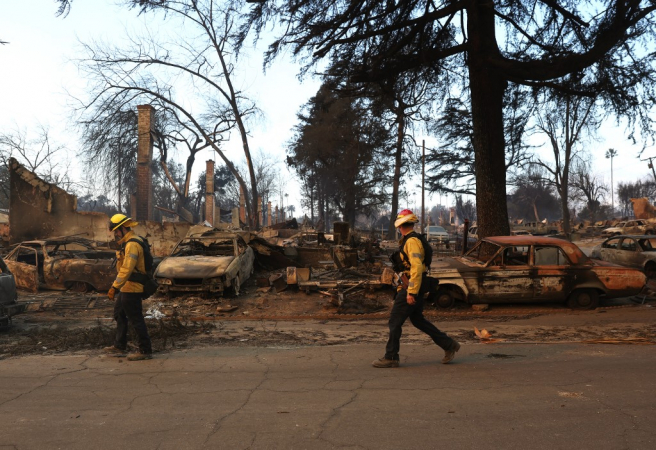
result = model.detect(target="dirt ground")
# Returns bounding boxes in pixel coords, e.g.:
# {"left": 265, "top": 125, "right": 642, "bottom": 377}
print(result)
{"left": 2, "top": 267, "right": 655, "bottom": 358}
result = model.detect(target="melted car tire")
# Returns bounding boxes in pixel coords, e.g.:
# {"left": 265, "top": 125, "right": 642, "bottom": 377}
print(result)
{"left": 567, "top": 289, "right": 599, "bottom": 310}
{"left": 434, "top": 288, "right": 455, "bottom": 309}
{"left": 69, "top": 281, "right": 91, "bottom": 293}
{"left": 645, "top": 262, "right": 656, "bottom": 280}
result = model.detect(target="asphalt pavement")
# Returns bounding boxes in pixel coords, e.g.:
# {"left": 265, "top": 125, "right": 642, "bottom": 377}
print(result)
{"left": 1, "top": 340, "right": 654, "bottom": 449}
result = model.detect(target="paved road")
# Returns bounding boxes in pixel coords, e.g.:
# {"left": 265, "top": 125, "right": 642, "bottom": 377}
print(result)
{"left": 1, "top": 340, "right": 654, "bottom": 449}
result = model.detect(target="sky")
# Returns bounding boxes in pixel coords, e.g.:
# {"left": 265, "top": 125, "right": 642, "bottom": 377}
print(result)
{"left": 1, "top": 0, "right": 656, "bottom": 221}
{"left": 0, "top": 0, "right": 321, "bottom": 214}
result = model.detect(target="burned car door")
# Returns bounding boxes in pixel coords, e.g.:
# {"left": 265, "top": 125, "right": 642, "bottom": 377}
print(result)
{"left": 43, "top": 242, "right": 116, "bottom": 291}
{"left": 5, "top": 246, "right": 40, "bottom": 293}
{"left": 479, "top": 245, "right": 534, "bottom": 300}
{"left": 599, "top": 237, "right": 623, "bottom": 265}
{"left": 612, "top": 237, "right": 642, "bottom": 269}
{"left": 533, "top": 246, "right": 574, "bottom": 300}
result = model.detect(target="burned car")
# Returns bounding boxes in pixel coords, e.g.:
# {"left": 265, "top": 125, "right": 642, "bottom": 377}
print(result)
{"left": 154, "top": 231, "right": 254, "bottom": 296}
{"left": 4, "top": 237, "right": 116, "bottom": 293}
{"left": 4, "top": 238, "right": 116, "bottom": 293}
{"left": 428, "top": 236, "right": 646, "bottom": 309}
{"left": 1, "top": 255, "right": 25, "bottom": 327}
{"left": 601, "top": 220, "right": 655, "bottom": 237}
{"left": 590, "top": 235, "right": 656, "bottom": 279}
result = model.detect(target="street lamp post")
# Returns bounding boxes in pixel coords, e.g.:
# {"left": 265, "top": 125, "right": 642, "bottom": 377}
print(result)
{"left": 606, "top": 148, "right": 618, "bottom": 214}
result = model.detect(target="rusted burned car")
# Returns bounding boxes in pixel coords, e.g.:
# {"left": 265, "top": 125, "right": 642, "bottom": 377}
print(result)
{"left": 428, "top": 236, "right": 646, "bottom": 309}
{"left": 590, "top": 235, "right": 656, "bottom": 278}
{"left": 4, "top": 238, "right": 116, "bottom": 293}
{"left": 601, "top": 220, "right": 655, "bottom": 237}
{"left": 154, "top": 231, "right": 254, "bottom": 296}
{"left": 1, "top": 255, "right": 25, "bottom": 327}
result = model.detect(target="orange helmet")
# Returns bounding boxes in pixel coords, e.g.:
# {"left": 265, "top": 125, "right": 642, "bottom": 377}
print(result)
{"left": 394, "top": 209, "right": 419, "bottom": 228}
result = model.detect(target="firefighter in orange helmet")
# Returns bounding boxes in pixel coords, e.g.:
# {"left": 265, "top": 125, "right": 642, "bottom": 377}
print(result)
{"left": 372, "top": 209, "right": 460, "bottom": 368}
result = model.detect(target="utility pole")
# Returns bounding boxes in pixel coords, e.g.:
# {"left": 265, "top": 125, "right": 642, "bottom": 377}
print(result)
{"left": 606, "top": 148, "right": 618, "bottom": 213}
{"left": 641, "top": 156, "right": 656, "bottom": 183}
{"left": 421, "top": 140, "right": 425, "bottom": 234}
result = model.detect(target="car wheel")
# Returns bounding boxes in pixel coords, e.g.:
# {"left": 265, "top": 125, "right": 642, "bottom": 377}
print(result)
{"left": 645, "top": 262, "right": 656, "bottom": 279}
{"left": 567, "top": 289, "right": 599, "bottom": 310}
{"left": 69, "top": 281, "right": 91, "bottom": 293}
{"left": 434, "top": 288, "right": 455, "bottom": 309}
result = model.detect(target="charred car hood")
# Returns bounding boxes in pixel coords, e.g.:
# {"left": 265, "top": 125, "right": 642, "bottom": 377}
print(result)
{"left": 155, "top": 255, "right": 235, "bottom": 279}
{"left": 429, "top": 257, "right": 479, "bottom": 275}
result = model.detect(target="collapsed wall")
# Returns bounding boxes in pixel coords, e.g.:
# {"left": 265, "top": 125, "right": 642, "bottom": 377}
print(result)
{"left": 9, "top": 158, "right": 108, "bottom": 245}
{"left": 8, "top": 158, "right": 191, "bottom": 256}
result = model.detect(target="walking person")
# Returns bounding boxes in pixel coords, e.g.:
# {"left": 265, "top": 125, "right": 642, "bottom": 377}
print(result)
{"left": 373, "top": 209, "right": 460, "bottom": 368}
{"left": 103, "top": 214, "right": 153, "bottom": 361}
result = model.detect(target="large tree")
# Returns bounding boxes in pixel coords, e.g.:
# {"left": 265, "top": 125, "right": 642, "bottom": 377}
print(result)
{"left": 241, "top": 0, "right": 656, "bottom": 238}
{"left": 426, "top": 88, "right": 532, "bottom": 196}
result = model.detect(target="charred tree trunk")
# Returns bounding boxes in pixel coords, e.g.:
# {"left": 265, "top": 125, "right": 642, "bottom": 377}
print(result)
{"left": 310, "top": 184, "right": 315, "bottom": 225}
{"left": 318, "top": 185, "right": 326, "bottom": 232}
{"left": 468, "top": 0, "right": 510, "bottom": 238}
{"left": 387, "top": 106, "right": 405, "bottom": 239}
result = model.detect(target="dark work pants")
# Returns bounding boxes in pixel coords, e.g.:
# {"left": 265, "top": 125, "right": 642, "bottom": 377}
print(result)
{"left": 113, "top": 292, "right": 152, "bottom": 354}
{"left": 384, "top": 281, "right": 455, "bottom": 361}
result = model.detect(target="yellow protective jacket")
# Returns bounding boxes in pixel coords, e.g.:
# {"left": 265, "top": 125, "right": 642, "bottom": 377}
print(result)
{"left": 113, "top": 230, "right": 146, "bottom": 293}
{"left": 399, "top": 236, "right": 425, "bottom": 296}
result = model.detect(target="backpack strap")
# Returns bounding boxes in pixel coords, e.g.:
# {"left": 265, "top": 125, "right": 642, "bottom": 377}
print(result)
{"left": 399, "top": 231, "right": 430, "bottom": 269}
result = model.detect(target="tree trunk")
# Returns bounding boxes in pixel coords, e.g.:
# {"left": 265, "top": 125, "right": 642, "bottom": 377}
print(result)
{"left": 468, "top": 0, "right": 510, "bottom": 238}
{"left": 310, "top": 184, "right": 315, "bottom": 225}
{"left": 318, "top": 185, "right": 325, "bottom": 231}
{"left": 560, "top": 169, "right": 572, "bottom": 237}
{"left": 532, "top": 201, "right": 540, "bottom": 223}
{"left": 344, "top": 193, "right": 356, "bottom": 228}
{"left": 387, "top": 107, "right": 405, "bottom": 239}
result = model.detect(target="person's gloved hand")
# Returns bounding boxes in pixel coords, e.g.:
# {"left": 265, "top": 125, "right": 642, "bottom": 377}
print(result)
{"left": 406, "top": 293, "right": 416, "bottom": 305}
{"left": 107, "top": 286, "right": 116, "bottom": 301}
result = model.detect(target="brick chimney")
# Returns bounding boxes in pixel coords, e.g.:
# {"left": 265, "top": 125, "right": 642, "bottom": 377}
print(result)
{"left": 239, "top": 185, "right": 246, "bottom": 224}
{"left": 267, "top": 201, "right": 272, "bottom": 227}
{"left": 205, "top": 160, "right": 215, "bottom": 226}
{"left": 136, "top": 105, "right": 154, "bottom": 221}
{"left": 258, "top": 196, "right": 263, "bottom": 229}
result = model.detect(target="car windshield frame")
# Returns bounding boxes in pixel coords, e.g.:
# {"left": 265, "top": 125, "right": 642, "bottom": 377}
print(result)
{"left": 170, "top": 236, "right": 239, "bottom": 257}
{"left": 462, "top": 240, "right": 503, "bottom": 265}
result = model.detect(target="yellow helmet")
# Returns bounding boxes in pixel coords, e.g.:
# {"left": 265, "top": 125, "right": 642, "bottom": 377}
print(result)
{"left": 394, "top": 209, "right": 419, "bottom": 228}
{"left": 109, "top": 213, "right": 139, "bottom": 231}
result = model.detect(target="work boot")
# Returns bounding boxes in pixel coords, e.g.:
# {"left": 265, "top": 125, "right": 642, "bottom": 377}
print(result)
{"left": 372, "top": 358, "right": 400, "bottom": 368}
{"left": 127, "top": 351, "right": 153, "bottom": 361}
{"left": 442, "top": 341, "right": 461, "bottom": 364}
{"left": 102, "top": 346, "right": 127, "bottom": 356}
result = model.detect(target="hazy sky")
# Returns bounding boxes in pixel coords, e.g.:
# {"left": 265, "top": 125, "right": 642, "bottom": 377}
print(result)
{"left": 1, "top": 0, "right": 655, "bottom": 220}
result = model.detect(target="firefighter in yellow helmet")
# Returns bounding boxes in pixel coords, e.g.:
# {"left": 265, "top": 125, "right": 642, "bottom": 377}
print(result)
{"left": 102, "top": 214, "right": 152, "bottom": 361}
{"left": 372, "top": 209, "right": 460, "bottom": 368}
